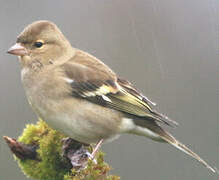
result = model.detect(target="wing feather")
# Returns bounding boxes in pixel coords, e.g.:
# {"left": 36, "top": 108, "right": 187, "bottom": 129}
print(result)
{"left": 61, "top": 50, "right": 178, "bottom": 126}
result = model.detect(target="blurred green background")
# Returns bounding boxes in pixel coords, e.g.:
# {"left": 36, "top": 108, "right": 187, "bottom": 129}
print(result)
{"left": 0, "top": 0, "right": 218, "bottom": 179}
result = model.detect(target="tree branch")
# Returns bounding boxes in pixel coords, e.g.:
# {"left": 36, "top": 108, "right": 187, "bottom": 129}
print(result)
{"left": 3, "top": 120, "right": 120, "bottom": 180}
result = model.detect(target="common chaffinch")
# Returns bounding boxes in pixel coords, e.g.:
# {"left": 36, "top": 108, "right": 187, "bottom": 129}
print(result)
{"left": 7, "top": 20, "right": 215, "bottom": 173}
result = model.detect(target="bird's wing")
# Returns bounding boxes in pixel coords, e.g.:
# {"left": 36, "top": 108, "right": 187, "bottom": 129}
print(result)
{"left": 61, "top": 49, "right": 178, "bottom": 126}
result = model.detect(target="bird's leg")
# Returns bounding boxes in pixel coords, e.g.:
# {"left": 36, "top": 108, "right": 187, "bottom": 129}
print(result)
{"left": 91, "top": 139, "right": 104, "bottom": 160}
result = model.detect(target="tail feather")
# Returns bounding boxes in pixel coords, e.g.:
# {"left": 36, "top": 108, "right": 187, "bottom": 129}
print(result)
{"left": 160, "top": 131, "right": 216, "bottom": 173}
{"left": 133, "top": 118, "right": 216, "bottom": 173}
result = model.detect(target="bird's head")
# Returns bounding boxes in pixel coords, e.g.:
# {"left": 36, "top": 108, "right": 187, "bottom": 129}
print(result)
{"left": 8, "top": 20, "right": 74, "bottom": 67}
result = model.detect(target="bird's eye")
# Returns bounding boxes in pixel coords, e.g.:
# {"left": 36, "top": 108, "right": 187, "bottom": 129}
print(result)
{"left": 34, "top": 41, "right": 43, "bottom": 48}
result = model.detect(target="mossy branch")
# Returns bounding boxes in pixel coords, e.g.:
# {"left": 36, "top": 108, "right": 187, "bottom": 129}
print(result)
{"left": 4, "top": 120, "right": 120, "bottom": 180}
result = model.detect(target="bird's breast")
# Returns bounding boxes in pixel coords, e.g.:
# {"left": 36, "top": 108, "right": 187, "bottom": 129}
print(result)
{"left": 21, "top": 76, "right": 123, "bottom": 143}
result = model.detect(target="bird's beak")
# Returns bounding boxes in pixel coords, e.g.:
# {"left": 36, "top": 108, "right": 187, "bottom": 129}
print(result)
{"left": 7, "top": 43, "right": 28, "bottom": 56}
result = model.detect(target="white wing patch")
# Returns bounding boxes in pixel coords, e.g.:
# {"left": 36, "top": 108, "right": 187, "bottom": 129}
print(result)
{"left": 101, "top": 95, "right": 112, "bottom": 102}
{"left": 96, "top": 85, "right": 111, "bottom": 95}
{"left": 83, "top": 91, "right": 96, "bottom": 97}
{"left": 82, "top": 84, "right": 113, "bottom": 98}
{"left": 66, "top": 79, "right": 116, "bottom": 102}
{"left": 63, "top": 77, "right": 74, "bottom": 83}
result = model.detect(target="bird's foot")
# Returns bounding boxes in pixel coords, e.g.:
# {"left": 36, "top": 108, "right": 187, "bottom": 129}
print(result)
{"left": 61, "top": 138, "right": 96, "bottom": 170}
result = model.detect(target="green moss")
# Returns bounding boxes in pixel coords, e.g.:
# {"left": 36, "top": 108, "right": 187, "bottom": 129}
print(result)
{"left": 16, "top": 119, "right": 120, "bottom": 180}
{"left": 64, "top": 152, "right": 119, "bottom": 180}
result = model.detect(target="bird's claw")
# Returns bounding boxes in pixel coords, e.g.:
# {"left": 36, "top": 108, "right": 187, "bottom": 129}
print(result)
{"left": 61, "top": 137, "right": 97, "bottom": 170}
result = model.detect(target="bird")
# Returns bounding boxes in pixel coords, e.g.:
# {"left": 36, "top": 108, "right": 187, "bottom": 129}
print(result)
{"left": 7, "top": 20, "right": 216, "bottom": 173}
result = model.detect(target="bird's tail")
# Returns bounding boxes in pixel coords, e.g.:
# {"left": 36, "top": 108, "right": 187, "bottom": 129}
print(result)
{"left": 160, "top": 131, "right": 216, "bottom": 173}
{"left": 133, "top": 120, "right": 216, "bottom": 173}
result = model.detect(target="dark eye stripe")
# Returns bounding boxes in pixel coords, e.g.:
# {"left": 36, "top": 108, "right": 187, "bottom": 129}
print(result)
{"left": 34, "top": 42, "right": 43, "bottom": 48}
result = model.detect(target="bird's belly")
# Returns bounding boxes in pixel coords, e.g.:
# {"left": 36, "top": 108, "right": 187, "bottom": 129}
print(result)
{"left": 44, "top": 113, "right": 119, "bottom": 144}
{"left": 32, "top": 98, "right": 123, "bottom": 144}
